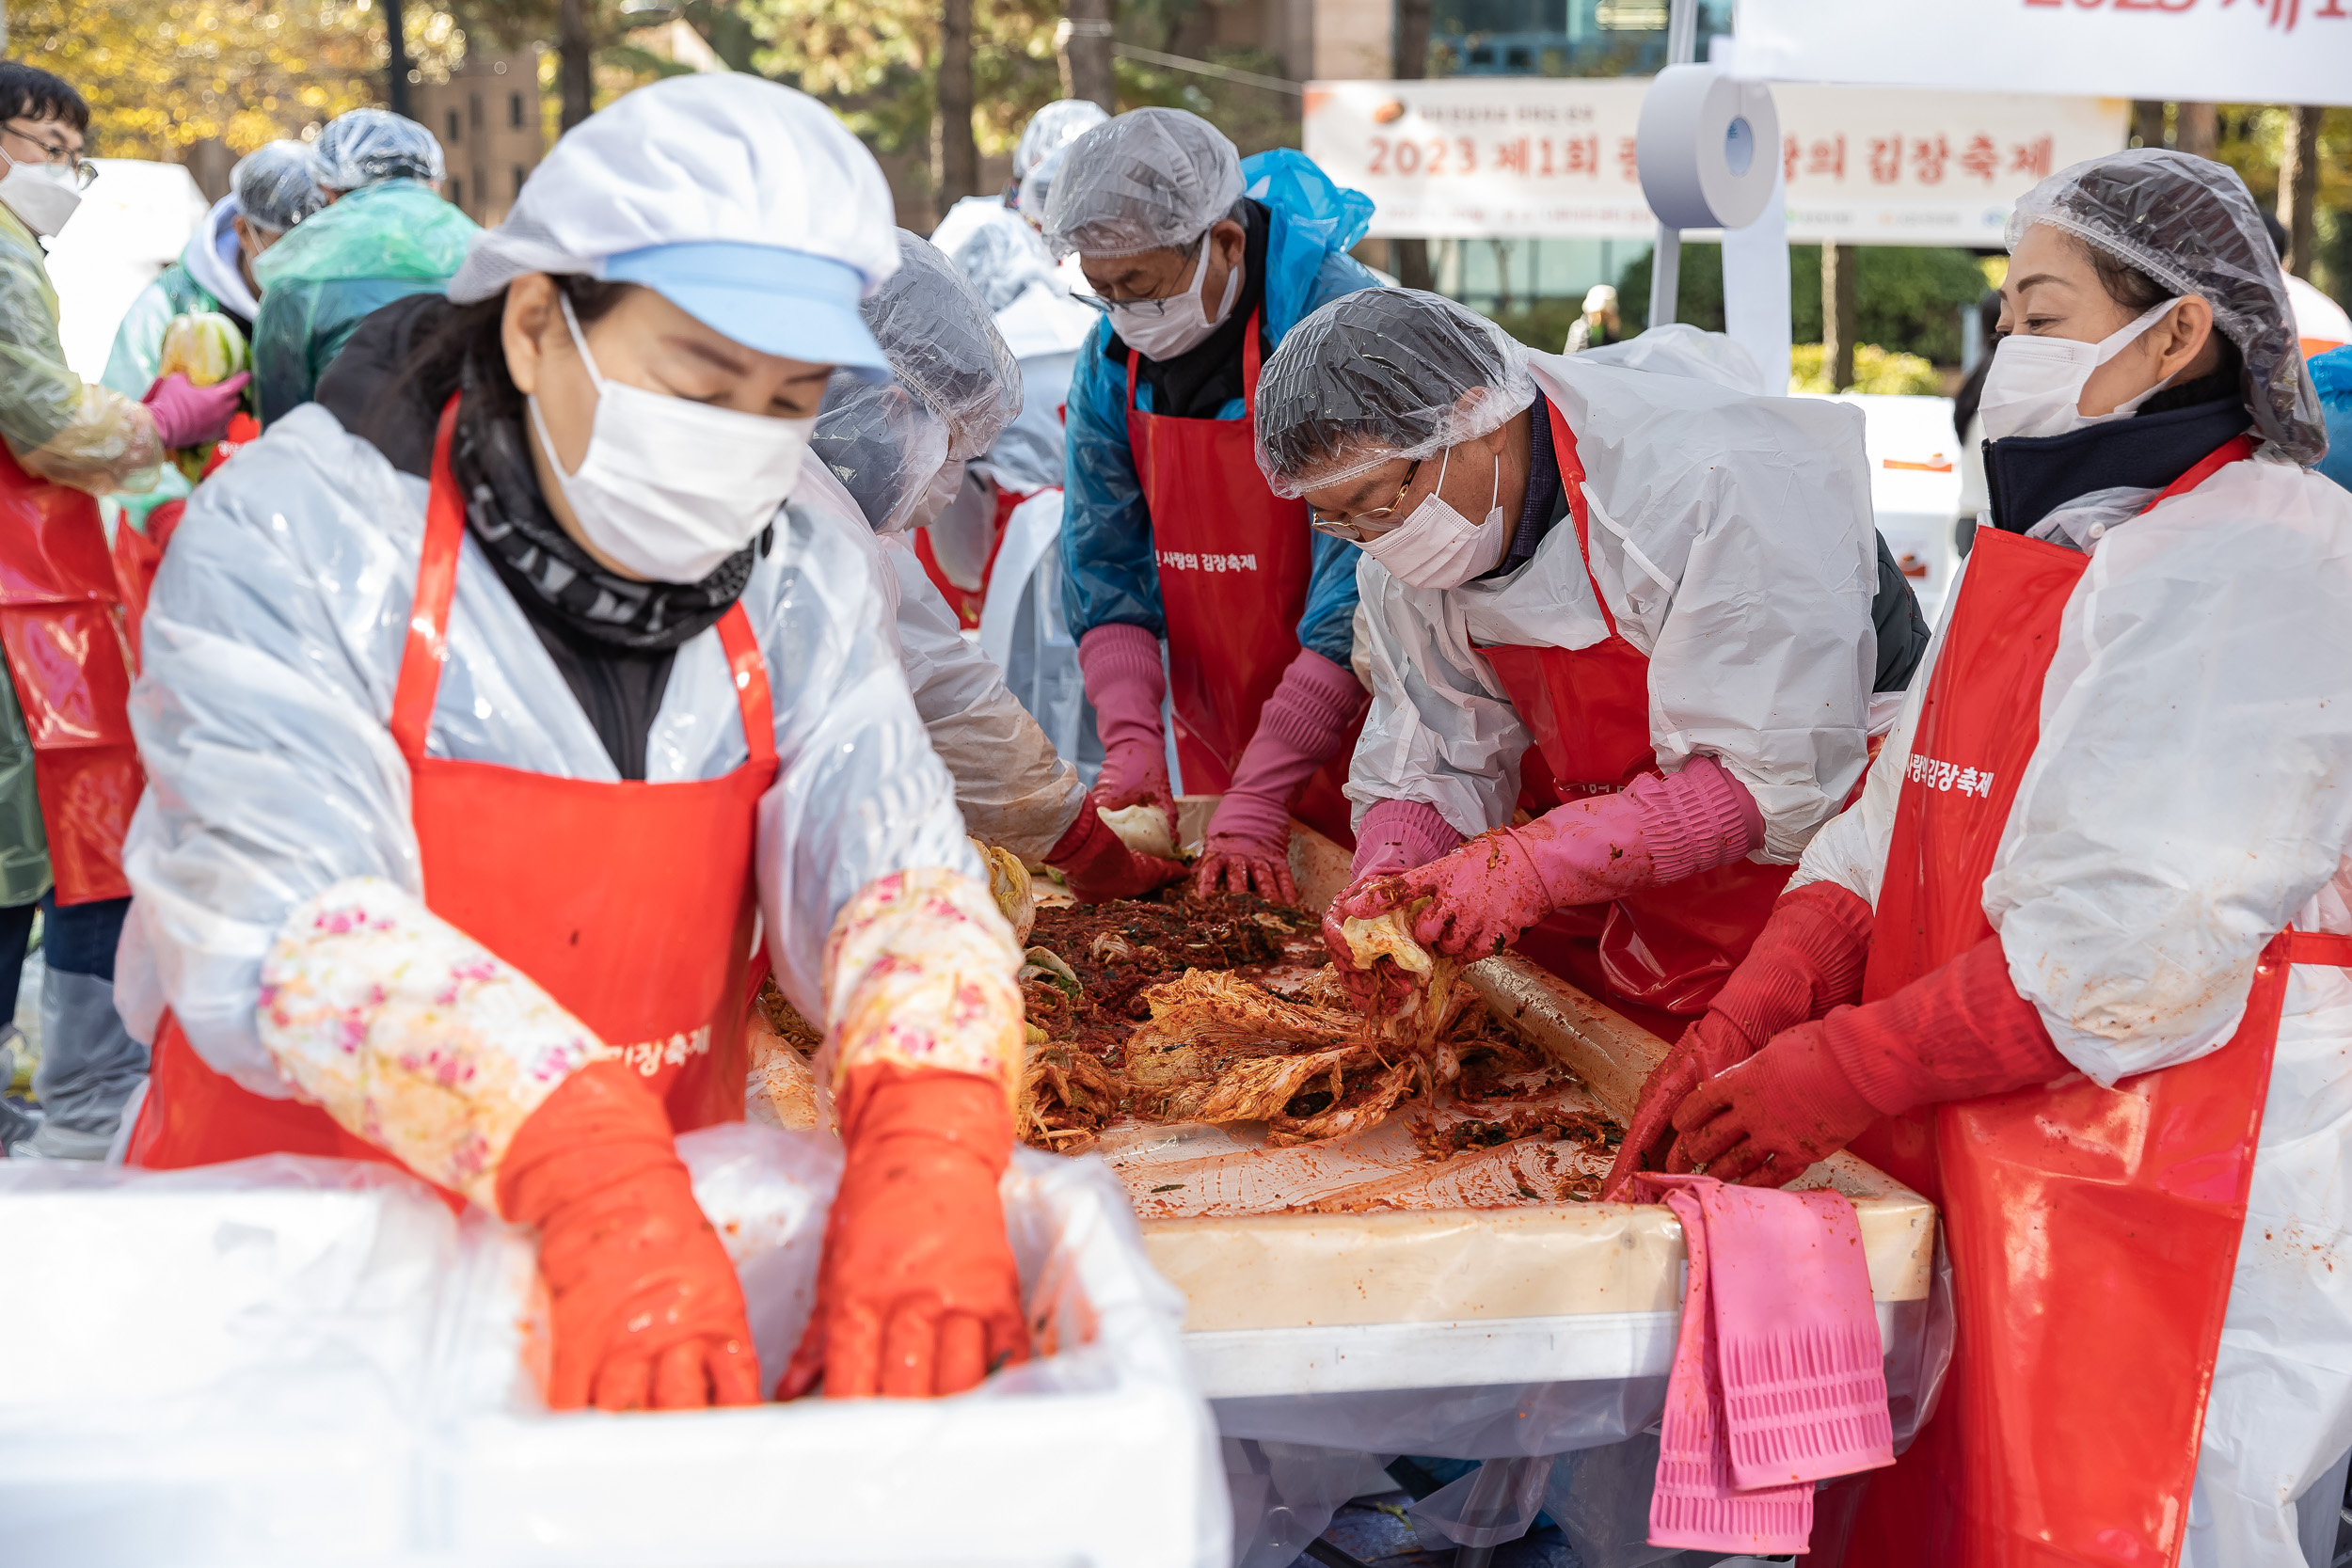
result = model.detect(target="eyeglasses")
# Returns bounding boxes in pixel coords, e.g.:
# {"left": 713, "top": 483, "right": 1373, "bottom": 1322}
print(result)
{"left": 1308, "top": 459, "right": 1423, "bottom": 543}
{"left": 2, "top": 122, "right": 98, "bottom": 189}
{"left": 1073, "top": 232, "right": 1209, "bottom": 319}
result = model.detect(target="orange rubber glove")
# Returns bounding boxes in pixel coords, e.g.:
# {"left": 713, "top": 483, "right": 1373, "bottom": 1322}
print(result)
{"left": 496, "top": 1059, "right": 761, "bottom": 1411}
{"left": 780, "top": 1064, "right": 1030, "bottom": 1400}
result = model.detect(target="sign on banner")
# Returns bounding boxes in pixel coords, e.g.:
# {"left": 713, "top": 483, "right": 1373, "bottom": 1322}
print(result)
{"left": 1302, "top": 79, "right": 2127, "bottom": 245}
{"left": 1734, "top": 0, "right": 2352, "bottom": 109}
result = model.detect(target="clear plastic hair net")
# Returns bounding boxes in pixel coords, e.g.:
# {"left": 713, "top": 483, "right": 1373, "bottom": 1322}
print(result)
{"left": 1040, "top": 107, "right": 1245, "bottom": 261}
{"left": 1018, "top": 146, "right": 1069, "bottom": 234}
{"left": 309, "top": 108, "right": 446, "bottom": 192}
{"left": 2010, "top": 149, "right": 2323, "bottom": 465}
{"left": 231, "top": 140, "right": 326, "bottom": 235}
{"left": 1253, "top": 288, "right": 1536, "bottom": 497}
{"left": 1012, "top": 99, "right": 1109, "bottom": 182}
{"left": 951, "top": 213, "right": 1061, "bottom": 313}
{"left": 813, "top": 230, "right": 1023, "bottom": 531}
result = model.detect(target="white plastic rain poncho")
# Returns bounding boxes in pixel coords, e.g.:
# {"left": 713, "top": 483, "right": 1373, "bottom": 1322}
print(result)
{"left": 1254, "top": 292, "right": 1878, "bottom": 860}
{"left": 118, "top": 403, "right": 977, "bottom": 1095}
{"left": 1789, "top": 160, "right": 2352, "bottom": 1568}
{"left": 806, "top": 231, "right": 1087, "bottom": 862}
{"left": 1040, "top": 107, "right": 1247, "bottom": 260}
{"left": 117, "top": 78, "right": 1004, "bottom": 1197}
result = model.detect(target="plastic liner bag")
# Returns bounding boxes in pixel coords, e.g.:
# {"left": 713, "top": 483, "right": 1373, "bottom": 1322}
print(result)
{"left": 977, "top": 489, "right": 1103, "bottom": 784}
{"left": 1578, "top": 322, "right": 1767, "bottom": 396}
{"left": 0, "top": 1127, "right": 1228, "bottom": 1568}
{"left": 2010, "top": 149, "right": 2320, "bottom": 464}
{"left": 1224, "top": 1440, "right": 1399, "bottom": 1568}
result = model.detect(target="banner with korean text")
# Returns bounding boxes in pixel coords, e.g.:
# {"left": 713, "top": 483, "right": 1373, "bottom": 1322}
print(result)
{"left": 1302, "top": 79, "right": 2126, "bottom": 245}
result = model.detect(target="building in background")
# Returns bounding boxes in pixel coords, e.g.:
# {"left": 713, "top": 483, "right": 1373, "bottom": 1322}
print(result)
{"left": 411, "top": 50, "right": 544, "bottom": 228}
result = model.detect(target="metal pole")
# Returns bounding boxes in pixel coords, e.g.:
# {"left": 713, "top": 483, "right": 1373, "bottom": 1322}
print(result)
{"left": 1645, "top": 0, "right": 1700, "bottom": 331}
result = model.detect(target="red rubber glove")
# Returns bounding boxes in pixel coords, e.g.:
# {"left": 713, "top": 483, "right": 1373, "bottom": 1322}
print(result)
{"left": 781, "top": 1065, "right": 1029, "bottom": 1400}
{"left": 1078, "top": 623, "right": 1175, "bottom": 836}
{"left": 1603, "top": 881, "right": 1875, "bottom": 1197}
{"left": 1667, "top": 936, "right": 2073, "bottom": 1186}
{"left": 1195, "top": 650, "right": 1366, "bottom": 904}
{"left": 496, "top": 1059, "right": 760, "bottom": 1411}
{"left": 1046, "top": 800, "right": 1186, "bottom": 903}
{"left": 143, "top": 372, "right": 250, "bottom": 450}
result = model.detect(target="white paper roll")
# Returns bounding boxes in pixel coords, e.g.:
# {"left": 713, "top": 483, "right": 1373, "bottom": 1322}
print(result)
{"left": 1635, "top": 65, "right": 1780, "bottom": 231}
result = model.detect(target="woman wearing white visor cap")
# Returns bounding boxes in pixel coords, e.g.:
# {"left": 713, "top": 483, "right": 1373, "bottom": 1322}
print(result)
{"left": 118, "top": 76, "right": 1032, "bottom": 1408}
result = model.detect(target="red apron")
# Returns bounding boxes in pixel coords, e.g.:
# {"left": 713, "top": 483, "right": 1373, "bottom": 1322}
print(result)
{"left": 1836, "top": 436, "right": 2347, "bottom": 1566}
{"left": 0, "top": 441, "right": 144, "bottom": 904}
{"left": 1125, "top": 313, "right": 1361, "bottom": 848}
{"left": 915, "top": 481, "right": 1029, "bottom": 630}
{"left": 126, "top": 398, "right": 772, "bottom": 1180}
{"left": 1478, "top": 402, "right": 1793, "bottom": 1031}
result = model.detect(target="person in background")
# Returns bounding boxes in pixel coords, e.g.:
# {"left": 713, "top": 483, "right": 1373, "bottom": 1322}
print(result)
{"left": 119, "top": 77, "right": 1030, "bottom": 1406}
{"left": 1008, "top": 99, "right": 1107, "bottom": 214}
{"left": 1565, "top": 282, "right": 1619, "bottom": 354}
{"left": 801, "top": 230, "right": 1185, "bottom": 900}
{"left": 947, "top": 213, "right": 1106, "bottom": 779}
{"left": 1256, "top": 289, "right": 1924, "bottom": 1044}
{"left": 0, "top": 61, "right": 245, "bottom": 1160}
{"left": 1045, "top": 110, "right": 1382, "bottom": 902}
{"left": 1948, "top": 289, "right": 2002, "bottom": 558}
{"left": 249, "top": 107, "right": 475, "bottom": 425}
{"left": 101, "top": 139, "right": 323, "bottom": 526}
{"left": 1619, "top": 151, "right": 2352, "bottom": 1566}
{"left": 2314, "top": 342, "right": 2352, "bottom": 491}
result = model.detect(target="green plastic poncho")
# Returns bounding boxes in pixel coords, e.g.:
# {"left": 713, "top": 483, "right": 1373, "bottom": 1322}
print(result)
{"left": 249, "top": 181, "right": 478, "bottom": 425}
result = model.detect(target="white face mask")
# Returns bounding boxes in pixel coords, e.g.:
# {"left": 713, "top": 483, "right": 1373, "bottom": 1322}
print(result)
{"left": 1358, "top": 447, "right": 1509, "bottom": 591}
{"left": 1979, "top": 297, "right": 2187, "bottom": 443}
{"left": 906, "top": 459, "right": 967, "bottom": 533}
{"left": 0, "top": 153, "right": 82, "bottom": 237}
{"left": 528, "top": 294, "right": 815, "bottom": 584}
{"left": 1108, "top": 234, "right": 1242, "bottom": 362}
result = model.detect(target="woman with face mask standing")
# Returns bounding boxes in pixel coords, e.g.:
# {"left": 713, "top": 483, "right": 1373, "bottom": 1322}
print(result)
{"left": 1045, "top": 110, "right": 1384, "bottom": 901}
{"left": 1613, "top": 151, "right": 2352, "bottom": 1566}
{"left": 1253, "top": 289, "right": 1925, "bottom": 1043}
{"left": 117, "top": 78, "right": 1032, "bottom": 1410}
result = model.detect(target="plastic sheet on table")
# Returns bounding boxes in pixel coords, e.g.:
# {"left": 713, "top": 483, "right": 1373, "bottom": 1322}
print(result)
{"left": 0, "top": 1126, "right": 1226, "bottom": 1568}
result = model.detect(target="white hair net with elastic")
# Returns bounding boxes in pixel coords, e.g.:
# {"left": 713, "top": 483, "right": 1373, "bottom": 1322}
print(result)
{"left": 309, "top": 108, "right": 445, "bottom": 192}
{"left": 1253, "top": 288, "right": 1537, "bottom": 497}
{"left": 2009, "top": 149, "right": 2323, "bottom": 465}
{"left": 950, "top": 212, "right": 1061, "bottom": 314}
{"left": 231, "top": 140, "right": 326, "bottom": 235}
{"left": 448, "top": 76, "right": 899, "bottom": 309}
{"left": 814, "top": 230, "right": 1023, "bottom": 531}
{"left": 1012, "top": 99, "right": 1110, "bottom": 182}
{"left": 1040, "top": 107, "right": 1245, "bottom": 261}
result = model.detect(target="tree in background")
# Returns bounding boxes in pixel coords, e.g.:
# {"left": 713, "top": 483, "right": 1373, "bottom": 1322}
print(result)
{"left": 10, "top": 0, "right": 435, "bottom": 159}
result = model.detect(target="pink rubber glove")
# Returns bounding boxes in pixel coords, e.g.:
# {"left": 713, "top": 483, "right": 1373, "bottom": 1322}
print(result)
{"left": 1333, "top": 753, "right": 1762, "bottom": 960}
{"left": 1322, "top": 800, "right": 1464, "bottom": 1016}
{"left": 1667, "top": 936, "right": 2072, "bottom": 1186}
{"left": 1196, "top": 650, "right": 1367, "bottom": 903}
{"left": 1077, "top": 623, "right": 1175, "bottom": 833}
{"left": 1603, "top": 881, "right": 1874, "bottom": 1197}
{"left": 143, "top": 372, "right": 250, "bottom": 450}
{"left": 1045, "top": 799, "right": 1187, "bottom": 903}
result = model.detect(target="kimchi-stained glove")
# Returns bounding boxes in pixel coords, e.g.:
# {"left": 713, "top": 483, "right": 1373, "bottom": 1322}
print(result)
{"left": 1667, "top": 935, "right": 2072, "bottom": 1186}
{"left": 496, "top": 1059, "right": 761, "bottom": 1411}
{"left": 1604, "top": 880, "right": 1875, "bottom": 1196}
{"left": 1046, "top": 800, "right": 1186, "bottom": 902}
{"left": 1196, "top": 650, "right": 1366, "bottom": 903}
{"left": 781, "top": 1064, "right": 1029, "bottom": 1400}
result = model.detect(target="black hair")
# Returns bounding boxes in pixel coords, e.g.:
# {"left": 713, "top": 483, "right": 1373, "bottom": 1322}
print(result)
{"left": 2074, "top": 238, "right": 2246, "bottom": 417}
{"left": 369, "top": 275, "right": 630, "bottom": 434}
{"left": 0, "top": 62, "right": 90, "bottom": 135}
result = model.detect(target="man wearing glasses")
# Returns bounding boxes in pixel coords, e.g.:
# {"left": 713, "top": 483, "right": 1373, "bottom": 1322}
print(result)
{"left": 1041, "top": 110, "right": 1380, "bottom": 902}
{"left": 1252, "top": 289, "right": 1928, "bottom": 1089}
{"left": 0, "top": 63, "right": 247, "bottom": 1158}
